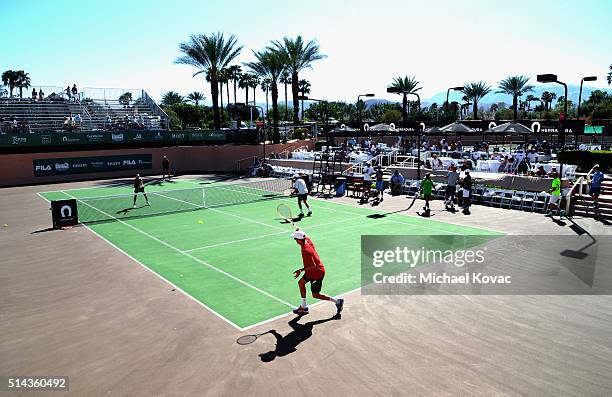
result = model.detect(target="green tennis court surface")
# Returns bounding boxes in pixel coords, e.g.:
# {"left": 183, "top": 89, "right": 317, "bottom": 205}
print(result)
{"left": 39, "top": 178, "right": 503, "bottom": 330}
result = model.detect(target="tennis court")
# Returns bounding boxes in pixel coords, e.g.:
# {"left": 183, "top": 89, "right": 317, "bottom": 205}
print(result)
{"left": 38, "top": 177, "right": 502, "bottom": 330}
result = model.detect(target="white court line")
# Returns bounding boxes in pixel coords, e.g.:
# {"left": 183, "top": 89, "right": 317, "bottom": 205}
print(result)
{"left": 183, "top": 216, "right": 360, "bottom": 253}
{"left": 37, "top": 192, "right": 247, "bottom": 330}
{"left": 154, "top": 191, "right": 287, "bottom": 232}
{"left": 59, "top": 190, "right": 294, "bottom": 309}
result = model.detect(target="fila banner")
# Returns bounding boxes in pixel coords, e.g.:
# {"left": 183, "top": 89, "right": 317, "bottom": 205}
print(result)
{"left": 33, "top": 154, "right": 153, "bottom": 176}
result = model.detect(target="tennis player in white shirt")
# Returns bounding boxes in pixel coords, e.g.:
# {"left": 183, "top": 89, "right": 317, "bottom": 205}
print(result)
{"left": 292, "top": 174, "right": 312, "bottom": 217}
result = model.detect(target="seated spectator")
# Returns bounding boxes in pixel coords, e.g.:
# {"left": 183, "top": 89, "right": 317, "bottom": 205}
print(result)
{"left": 74, "top": 113, "right": 82, "bottom": 128}
{"left": 535, "top": 166, "right": 547, "bottom": 177}
{"left": 517, "top": 159, "right": 529, "bottom": 175}
{"left": 526, "top": 149, "right": 537, "bottom": 164}
{"left": 499, "top": 156, "right": 509, "bottom": 173}
{"left": 456, "top": 141, "right": 463, "bottom": 151}
{"left": 431, "top": 154, "right": 443, "bottom": 170}
{"left": 548, "top": 167, "right": 558, "bottom": 177}
{"left": 390, "top": 170, "right": 405, "bottom": 195}
{"left": 31, "top": 88, "right": 37, "bottom": 101}
{"left": 38, "top": 89, "right": 44, "bottom": 101}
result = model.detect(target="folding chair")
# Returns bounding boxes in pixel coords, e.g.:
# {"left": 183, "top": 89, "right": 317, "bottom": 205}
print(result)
{"left": 472, "top": 184, "right": 485, "bottom": 204}
{"left": 520, "top": 192, "right": 536, "bottom": 211}
{"left": 500, "top": 191, "right": 514, "bottom": 209}
{"left": 533, "top": 193, "right": 549, "bottom": 213}
{"left": 511, "top": 191, "right": 525, "bottom": 210}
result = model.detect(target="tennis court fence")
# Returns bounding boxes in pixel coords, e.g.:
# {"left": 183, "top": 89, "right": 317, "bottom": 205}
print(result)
{"left": 72, "top": 178, "right": 293, "bottom": 223}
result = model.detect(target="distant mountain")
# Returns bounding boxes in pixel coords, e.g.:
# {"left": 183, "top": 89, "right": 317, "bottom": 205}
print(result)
{"left": 423, "top": 84, "right": 612, "bottom": 106}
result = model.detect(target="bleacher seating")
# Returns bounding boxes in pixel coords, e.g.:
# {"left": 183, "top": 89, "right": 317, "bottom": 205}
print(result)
{"left": 0, "top": 87, "right": 167, "bottom": 133}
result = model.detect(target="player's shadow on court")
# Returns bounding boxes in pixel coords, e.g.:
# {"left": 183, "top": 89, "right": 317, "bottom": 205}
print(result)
{"left": 116, "top": 205, "right": 146, "bottom": 215}
{"left": 258, "top": 314, "right": 340, "bottom": 362}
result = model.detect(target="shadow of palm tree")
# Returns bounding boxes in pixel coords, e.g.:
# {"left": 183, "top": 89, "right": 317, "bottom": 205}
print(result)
{"left": 259, "top": 314, "right": 341, "bottom": 362}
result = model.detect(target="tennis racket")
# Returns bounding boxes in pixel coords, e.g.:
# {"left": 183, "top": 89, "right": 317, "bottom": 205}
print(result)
{"left": 236, "top": 331, "right": 269, "bottom": 345}
{"left": 277, "top": 203, "right": 295, "bottom": 226}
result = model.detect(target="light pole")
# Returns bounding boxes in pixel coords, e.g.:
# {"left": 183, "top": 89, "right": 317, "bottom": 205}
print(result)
{"left": 357, "top": 93, "right": 375, "bottom": 122}
{"left": 537, "top": 74, "right": 567, "bottom": 185}
{"left": 446, "top": 86, "right": 465, "bottom": 122}
{"left": 387, "top": 87, "right": 423, "bottom": 179}
{"left": 577, "top": 76, "right": 597, "bottom": 120}
{"left": 298, "top": 95, "right": 330, "bottom": 143}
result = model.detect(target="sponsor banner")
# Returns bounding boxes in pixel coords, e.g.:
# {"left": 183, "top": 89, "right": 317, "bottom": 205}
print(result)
{"left": 33, "top": 154, "right": 153, "bottom": 176}
{"left": 330, "top": 120, "right": 587, "bottom": 136}
{"left": 1, "top": 130, "right": 227, "bottom": 148}
{"left": 361, "top": 235, "right": 612, "bottom": 295}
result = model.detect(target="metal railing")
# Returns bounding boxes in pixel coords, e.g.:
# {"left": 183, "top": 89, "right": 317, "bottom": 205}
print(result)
{"left": 235, "top": 156, "right": 261, "bottom": 174}
{"left": 565, "top": 163, "right": 599, "bottom": 214}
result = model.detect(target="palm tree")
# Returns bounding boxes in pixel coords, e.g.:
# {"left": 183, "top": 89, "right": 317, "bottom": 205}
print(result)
{"left": 187, "top": 92, "right": 205, "bottom": 106}
{"left": 525, "top": 94, "right": 539, "bottom": 111}
{"left": 260, "top": 78, "right": 271, "bottom": 118}
{"left": 218, "top": 68, "right": 230, "bottom": 109}
{"left": 462, "top": 81, "right": 491, "bottom": 120}
{"left": 161, "top": 91, "right": 185, "bottom": 107}
{"left": 244, "top": 48, "right": 286, "bottom": 143}
{"left": 608, "top": 64, "right": 611, "bottom": 85}
{"left": 279, "top": 70, "right": 291, "bottom": 121}
{"left": 239, "top": 72, "right": 251, "bottom": 104}
{"left": 227, "top": 65, "right": 242, "bottom": 105}
{"left": 118, "top": 92, "right": 133, "bottom": 107}
{"left": 461, "top": 95, "right": 472, "bottom": 118}
{"left": 388, "top": 76, "right": 422, "bottom": 123}
{"left": 540, "top": 91, "right": 553, "bottom": 110}
{"left": 1, "top": 70, "right": 20, "bottom": 97}
{"left": 497, "top": 75, "right": 534, "bottom": 120}
{"left": 15, "top": 70, "right": 31, "bottom": 99}
{"left": 298, "top": 79, "right": 310, "bottom": 121}
{"left": 272, "top": 36, "right": 326, "bottom": 126}
{"left": 249, "top": 74, "right": 260, "bottom": 105}
{"left": 175, "top": 32, "right": 243, "bottom": 129}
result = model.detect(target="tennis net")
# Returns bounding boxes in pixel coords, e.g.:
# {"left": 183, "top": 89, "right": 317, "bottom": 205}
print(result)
{"left": 73, "top": 178, "right": 292, "bottom": 223}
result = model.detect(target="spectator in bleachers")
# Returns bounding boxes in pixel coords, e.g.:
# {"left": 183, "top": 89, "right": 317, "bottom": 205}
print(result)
{"left": 31, "top": 88, "right": 37, "bottom": 101}
{"left": 526, "top": 149, "right": 537, "bottom": 164}
{"left": 535, "top": 166, "right": 547, "bottom": 177}
{"left": 38, "top": 89, "right": 44, "bottom": 101}
{"left": 390, "top": 170, "right": 404, "bottom": 196}
{"left": 456, "top": 141, "right": 463, "bottom": 151}
{"left": 547, "top": 167, "right": 558, "bottom": 178}
{"left": 74, "top": 113, "right": 82, "bottom": 129}
{"left": 105, "top": 115, "right": 112, "bottom": 130}
{"left": 71, "top": 84, "right": 78, "bottom": 101}
{"left": 498, "top": 156, "right": 509, "bottom": 173}
{"left": 66, "top": 86, "right": 72, "bottom": 101}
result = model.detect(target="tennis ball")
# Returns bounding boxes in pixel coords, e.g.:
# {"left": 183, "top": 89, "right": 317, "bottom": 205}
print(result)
{"left": 3, "top": 224, "right": 7, "bottom": 227}
{"left": 197, "top": 220, "right": 204, "bottom": 224}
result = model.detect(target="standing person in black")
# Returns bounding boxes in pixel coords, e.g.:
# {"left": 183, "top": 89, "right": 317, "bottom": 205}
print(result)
{"left": 71, "top": 84, "right": 78, "bottom": 101}
{"left": 132, "top": 174, "right": 151, "bottom": 208}
{"left": 162, "top": 156, "right": 170, "bottom": 181}
{"left": 374, "top": 166, "right": 385, "bottom": 202}
{"left": 461, "top": 170, "right": 472, "bottom": 215}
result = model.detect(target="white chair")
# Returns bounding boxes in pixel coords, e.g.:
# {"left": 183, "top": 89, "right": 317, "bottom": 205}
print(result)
{"left": 472, "top": 184, "right": 485, "bottom": 204}
{"left": 500, "top": 191, "right": 514, "bottom": 208}
{"left": 511, "top": 191, "right": 525, "bottom": 210}
{"left": 520, "top": 192, "right": 536, "bottom": 211}
{"left": 533, "top": 193, "right": 549, "bottom": 213}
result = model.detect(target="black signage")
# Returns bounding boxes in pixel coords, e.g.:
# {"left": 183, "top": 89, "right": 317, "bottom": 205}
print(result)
{"left": 34, "top": 154, "right": 153, "bottom": 176}
{"left": 51, "top": 199, "right": 79, "bottom": 228}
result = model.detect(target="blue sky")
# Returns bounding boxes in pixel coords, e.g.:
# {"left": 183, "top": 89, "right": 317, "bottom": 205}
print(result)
{"left": 2, "top": 0, "right": 611, "bottom": 104}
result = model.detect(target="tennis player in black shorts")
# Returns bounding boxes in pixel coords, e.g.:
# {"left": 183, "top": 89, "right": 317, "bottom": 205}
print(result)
{"left": 132, "top": 174, "right": 151, "bottom": 208}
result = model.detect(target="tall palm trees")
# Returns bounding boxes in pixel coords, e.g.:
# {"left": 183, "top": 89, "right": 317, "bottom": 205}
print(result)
{"left": 279, "top": 70, "right": 291, "bottom": 121}
{"left": 239, "top": 73, "right": 258, "bottom": 104}
{"left": 2, "top": 70, "right": 21, "bottom": 98}
{"left": 462, "top": 81, "right": 491, "bottom": 120}
{"left": 250, "top": 74, "right": 260, "bottom": 105}
{"left": 176, "top": 32, "right": 243, "bottom": 129}
{"left": 540, "top": 91, "right": 556, "bottom": 110}
{"left": 298, "top": 79, "right": 310, "bottom": 121}
{"left": 260, "top": 78, "right": 271, "bottom": 118}
{"left": 388, "top": 76, "right": 422, "bottom": 123}
{"left": 244, "top": 49, "right": 286, "bottom": 143}
{"left": 187, "top": 92, "right": 205, "bottom": 106}
{"left": 227, "top": 65, "right": 242, "bottom": 105}
{"left": 608, "top": 64, "right": 611, "bottom": 85}
{"left": 272, "top": 36, "right": 326, "bottom": 126}
{"left": 497, "top": 75, "right": 534, "bottom": 120}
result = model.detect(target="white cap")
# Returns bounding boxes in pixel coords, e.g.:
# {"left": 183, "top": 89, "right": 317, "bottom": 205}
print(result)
{"left": 291, "top": 229, "right": 306, "bottom": 239}
{"left": 292, "top": 174, "right": 299, "bottom": 179}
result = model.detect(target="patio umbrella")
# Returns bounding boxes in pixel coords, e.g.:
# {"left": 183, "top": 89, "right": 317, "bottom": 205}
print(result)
{"left": 424, "top": 126, "right": 443, "bottom": 134}
{"left": 439, "top": 122, "right": 475, "bottom": 133}
{"left": 484, "top": 122, "right": 533, "bottom": 134}
{"left": 329, "top": 126, "right": 358, "bottom": 134}
{"left": 369, "top": 123, "right": 397, "bottom": 132}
